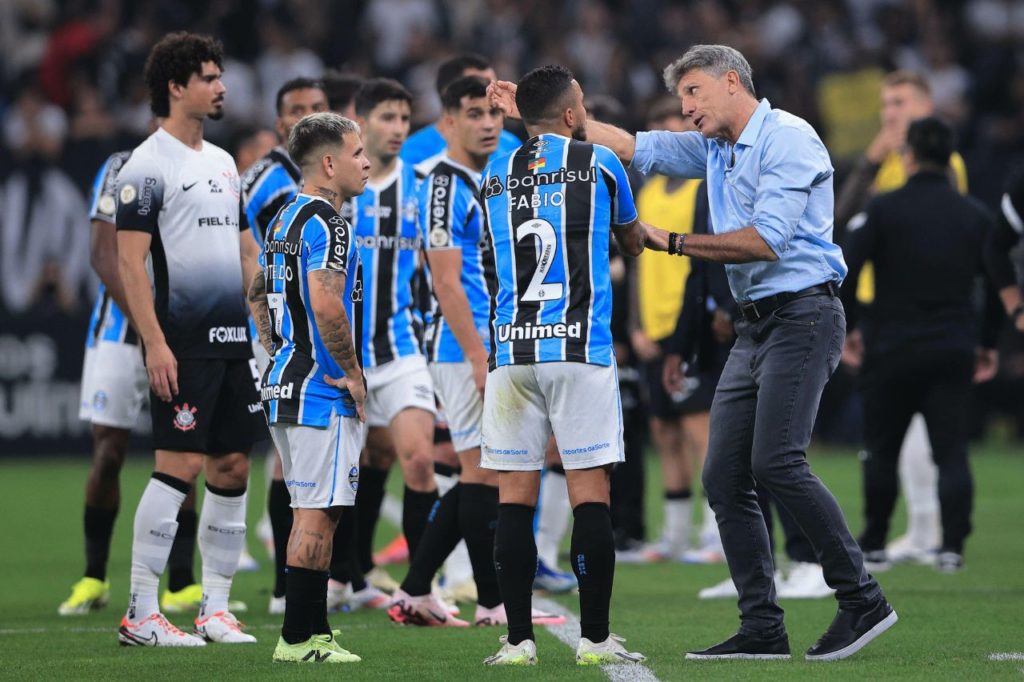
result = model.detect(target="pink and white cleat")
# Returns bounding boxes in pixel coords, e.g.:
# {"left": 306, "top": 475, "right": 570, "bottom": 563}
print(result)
{"left": 118, "top": 612, "right": 206, "bottom": 647}
{"left": 194, "top": 611, "right": 257, "bottom": 643}
{"left": 387, "top": 589, "right": 469, "bottom": 627}
{"left": 473, "top": 603, "right": 567, "bottom": 626}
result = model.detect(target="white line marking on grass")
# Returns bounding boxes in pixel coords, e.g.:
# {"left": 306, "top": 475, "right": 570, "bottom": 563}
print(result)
{"left": 0, "top": 623, "right": 370, "bottom": 636}
{"left": 534, "top": 597, "right": 660, "bottom": 682}
{"left": 989, "top": 652, "right": 1024, "bottom": 661}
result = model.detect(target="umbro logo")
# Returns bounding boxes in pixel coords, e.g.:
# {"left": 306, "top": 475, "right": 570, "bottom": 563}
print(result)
{"left": 302, "top": 650, "right": 332, "bottom": 662}
{"left": 182, "top": 181, "right": 198, "bottom": 191}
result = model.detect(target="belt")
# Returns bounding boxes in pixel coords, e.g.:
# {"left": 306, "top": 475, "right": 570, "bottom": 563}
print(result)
{"left": 738, "top": 281, "right": 838, "bottom": 323}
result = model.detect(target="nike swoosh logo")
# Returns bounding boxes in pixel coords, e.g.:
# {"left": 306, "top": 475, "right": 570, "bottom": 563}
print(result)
{"left": 182, "top": 182, "right": 198, "bottom": 191}
{"left": 426, "top": 609, "right": 448, "bottom": 623}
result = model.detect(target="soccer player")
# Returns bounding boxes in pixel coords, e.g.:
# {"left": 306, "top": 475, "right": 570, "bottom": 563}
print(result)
{"left": 478, "top": 65, "right": 647, "bottom": 667}
{"left": 115, "top": 32, "right": 264, "bottom": 647}
{"left": 241, "top": 76, "right": 328, "bottom": 613}
{"left": 60, "top": 146, "right": 201, "bottom": 617}
{"left": 320, "top": 70, "right": 363, "bottom": 119}
{"left": 401, "top": 53, "right": 521, "bottom": 174}
{"left": 249, "top": 111, "right": 370, "bottom": 664}
{"left": 349, "top": 78, "right": 439, "bottom": 592}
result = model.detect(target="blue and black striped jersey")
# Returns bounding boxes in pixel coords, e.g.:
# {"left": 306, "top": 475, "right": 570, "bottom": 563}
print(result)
{"left": 352, "top": 159, "right": 423, "bottom": 367}
{"left": 85, "top": 150, "right": 138, "bottom": 348}
{"left": 481, "top": 134, "right": 637, "bottom": 368}
{"left": 260, "top": 194, "right": 364, "bottom": 426}
{"left": 419, "top": 156, "right": 494, "bottom": 363}
{"left": 242, "top": 146, "right": 303, "bottom": 247}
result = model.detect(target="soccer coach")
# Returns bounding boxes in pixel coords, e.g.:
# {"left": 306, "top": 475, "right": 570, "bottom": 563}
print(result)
{"left": 492, "top": 44, "right": 895, "bottom": 662}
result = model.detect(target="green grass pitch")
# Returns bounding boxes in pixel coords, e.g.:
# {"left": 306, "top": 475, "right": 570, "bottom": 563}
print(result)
{"left": 1, "top": 444, "right": 1022, "bottom": 680}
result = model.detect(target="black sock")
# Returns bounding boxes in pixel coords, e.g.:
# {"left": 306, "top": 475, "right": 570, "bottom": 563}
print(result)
{"left": 355, "top": 466, "right": 389, "bottom": 575}
{"left": 403, "top": 486, "right": 439, "bottom": 560}
{"left": 83, "top": 506, "right": 118, "bottom": 581}
{"left": 494, "top": 504, "right": 537, "bottom": 645}
{"left": 571, "top": 502, "right": 615, "bottom": 643}
{"left": 282, "top": 565, "right": 328, "bottom": 644}
{"left": 665, "top": 488, "right": 692, "bottom": 500}
{"left": 459, "top": 483, "right": 501, "bottom": 608}
{"left": 401, "top": 483, "right": 462, "bottom": 596}
{"left": 268, "top": 479, "right": 292, "bottom": 598}
{"left": 330, "top": 509, "right": 356, "bottom": 584}
{"left": 167, "top": 508, "right": 197, "bottom": 592}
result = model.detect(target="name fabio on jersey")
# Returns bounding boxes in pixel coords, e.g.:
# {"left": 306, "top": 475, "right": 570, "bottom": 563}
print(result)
{"left": 496, "top": 320, "right": 583, "bottom": 343}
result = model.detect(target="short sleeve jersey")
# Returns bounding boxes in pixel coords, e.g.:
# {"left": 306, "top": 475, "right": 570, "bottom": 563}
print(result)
{"left": 260, "top": 194, "right": 363, "bottom": 426}
{"left": 115, "top": 128, "right": 249, "bottom": 359}
{"left": 418, "top": 156, "right": 494, "bottom": 363}
{"left": 352, "top": 159, "right": 424, "bottom": 367}
{"left": 241, "top": 146, "right": 302, "bottom": 247}
{"left": 481, "top": 134, "right": 637, "bottom": 368}
{"left": 85, "top": 150, "right": 137, "bottom": 348}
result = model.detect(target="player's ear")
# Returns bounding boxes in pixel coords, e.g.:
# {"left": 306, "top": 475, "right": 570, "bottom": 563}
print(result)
{"left": 322, "top": 152, "right": 335, "bottom": 179}
{"left": 564, "top": 106, "right": 575, "bottom": 131}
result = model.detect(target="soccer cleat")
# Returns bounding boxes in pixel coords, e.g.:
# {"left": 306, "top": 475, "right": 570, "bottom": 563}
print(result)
{"left": 484, "top": 635, "right": 538, "bottom": 666}
{"left": 237, "top": 546, "right": 260, "bottom": 572}
{"left": 697, "top": 577, "right": 738, "bottom": 600}
{"left": 387, "top": 589, "right": 469, "bottom": 627}
{"left": 194, "top": 611, "right": 256, "bottom": 643}
{"left": 118, "top": 612, "right": 206, "bottom": 647}
{"left": 345, "top": 585, "right": 390, "bottom": 611}
{"left": 439, "top": 577, "right": 478, "bottom": 604}
{"left": 805, "top": 600, "right": 898, "bottom": 661}
{"left": 576, "top": 633, "right": 646, "bottom": 665}
{"left": 886, "top": 534, "right": 937, "bottom": 565}
{"left": 472, "top": 604, "right": 567, "bottom": 627}
{"left": 533, "top": 559, "right": 577, "bottom": 593}
{"left": 268, "top": 595, "right": 286, "bottom": 615}
{"left": 59, "top": 577, "right": 110, "bottom": 616}
{"left": 326, "top": 580, "right": 347, "bottom": 613}
{"left": 640, "top": 539, "right": 685, "bottom": 563}
{"left": 862, "top": 550, "right": 891, "bottom": 573}
{"left": 373, "top": 534, "right": 409, "bottom": 566}
{"left": 366, "top": 566, "right": 400, "bottom": 594}
{"left": 776, "top": 562, "right": 834, "bottom": 599}
{"left": 272, "top": 632, "right": 361, "bottom": 664}
{"left": 934, "top": 551, "right": 964, "bottom": 574}
{"left": 679, "top": 546, "right": 726, "bottom": 564}
{"left": 686, "top": 631, "right": 791, "bottom": 660}
{"left": 161, "top": 583, "right": 247, "bottom": 613}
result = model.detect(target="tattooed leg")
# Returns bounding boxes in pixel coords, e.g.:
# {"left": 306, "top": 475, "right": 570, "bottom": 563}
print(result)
{"left": 288, "top": 508, "right": 343, "bottom": 571}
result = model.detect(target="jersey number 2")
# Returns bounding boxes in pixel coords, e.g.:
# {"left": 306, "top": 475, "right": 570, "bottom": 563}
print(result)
{"left": 516, "top": 219, "right": 563, "bottom": 302}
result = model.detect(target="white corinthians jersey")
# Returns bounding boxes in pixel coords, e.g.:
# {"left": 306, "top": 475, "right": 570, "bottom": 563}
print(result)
{"left": 116, "top": 127, "right": 250, "bottom": 359}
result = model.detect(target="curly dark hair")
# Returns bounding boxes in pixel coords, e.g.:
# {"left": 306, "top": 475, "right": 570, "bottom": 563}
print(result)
{"left": 144, "top": 32, "right": 224, "bottom": 117}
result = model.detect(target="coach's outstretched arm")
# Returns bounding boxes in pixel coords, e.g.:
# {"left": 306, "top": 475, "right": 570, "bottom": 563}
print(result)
{"left": 643, "top": 223, "right": 778, "bottom": 264}
{"left": 308, "top": 269, "right": 366, "bottom": 422}
{"left": 117, "top": 230, "right": 178, "bottom": 402}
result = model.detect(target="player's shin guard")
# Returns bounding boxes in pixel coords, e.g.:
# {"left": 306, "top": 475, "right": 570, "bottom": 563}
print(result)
{"left": 401, "top": 484, "right": 462, "bottom": 596}
{"left": 167, "top": 507, "right": 197, "bottom": 591}
{"left": 129, "top": 473, "right": 189, "bottom": 620}
{"left": 198, "top": 484, "right": 247, "bottom": 617}
{"left": 571, "top": 502, "right": 615, "bottom": 644}
{"left": 268, "top": 479, "right": 292, "bottom": 598}
{"left": 458, "top": 483, "right": 501, "bottom": 608}
{"left": 355, "top": 466, "right": 388, "bottom": 574}
{"left": 536, "top": 467, "right": 571, "bottom": 568}
{"left": 403, "top": 486, "right": 439, "bottom": 560}
{"left": 282, "top": 566, "right": 328, "bottom": 644}
{"left": 494, "top": 504, "right": 537, "bottom": 645}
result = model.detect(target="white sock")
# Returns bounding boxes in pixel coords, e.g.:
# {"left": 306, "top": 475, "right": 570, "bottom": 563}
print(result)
{"left": 535, "top": 469, "right": 572, "bottom": 569}
{"left": 198, "top": 485, "right": 248, "bottom": 617}
{"left": 899, "top": 414, "right": 941, "bottom": 548}
{"left": 662, "top": 496, "right": 693, "bottom": 551}
{"left": 699, "top": 498, "right": 721, "bottom": 548}
{"left": 129, "top": 475, "right": 187, "bottom": 621}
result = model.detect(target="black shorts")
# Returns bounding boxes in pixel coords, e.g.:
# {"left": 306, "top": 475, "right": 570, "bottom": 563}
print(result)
{"left": 151, "top": 358, "right": 268, "bottom": 454}
{"left": 641, "top": 354, "right": 722, "bottom": 419}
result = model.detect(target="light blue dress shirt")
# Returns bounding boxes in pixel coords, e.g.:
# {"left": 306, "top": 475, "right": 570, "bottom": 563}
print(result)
{"left": 631, "top": 99, "right": 847, "bottom": 302}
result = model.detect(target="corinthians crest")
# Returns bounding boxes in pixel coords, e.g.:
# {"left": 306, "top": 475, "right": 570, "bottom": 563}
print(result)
{"left": 173, "top": 403, "right": 199, "bottom": 431}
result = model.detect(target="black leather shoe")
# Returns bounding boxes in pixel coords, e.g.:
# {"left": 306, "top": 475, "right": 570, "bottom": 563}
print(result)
{"left": 806, "top": 599, "right": 898, "bottom": 661}
{"left": 686, "top": 631, "right": 791, "bottom": 660}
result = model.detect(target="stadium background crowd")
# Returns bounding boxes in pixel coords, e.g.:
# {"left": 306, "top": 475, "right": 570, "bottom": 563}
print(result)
{"left": 2, "top": 0, "right": 1023, "bottom": 455}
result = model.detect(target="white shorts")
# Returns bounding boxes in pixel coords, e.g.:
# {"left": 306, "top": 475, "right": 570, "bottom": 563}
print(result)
{"left": 481, "top": 362, "right": 624, "bottom": 471}
{"left": 270, "top": 409, "right": 367, "bottom": 508}
{"left": 365, "top": 355, "right": 436, "bottom": 428}
{"left": 429, "top": 360, "right": 482, "bottom": 453}
{"left": 78, "top": 341, "right": 148, "bottom": 429}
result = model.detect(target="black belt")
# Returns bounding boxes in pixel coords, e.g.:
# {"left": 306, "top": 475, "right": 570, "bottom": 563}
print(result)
{"left": 738, "top": 281, "right": 838, "bottom": 323}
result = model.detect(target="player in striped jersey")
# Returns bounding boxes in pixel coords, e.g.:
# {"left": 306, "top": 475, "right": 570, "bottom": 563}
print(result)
{"left": 60, "top": 148, "right": 200, "bottom": 617}
{"left": 242, "top": 77, "right": 328, "bottom": 613}
{"left": 480, "top": 66, "right": 648, "bottom": 666}
{"left": 349, "top": 79, "right": 438, "bottom": 587}
{"left": 248, "top": 112, "right": 370, "bottom": 664}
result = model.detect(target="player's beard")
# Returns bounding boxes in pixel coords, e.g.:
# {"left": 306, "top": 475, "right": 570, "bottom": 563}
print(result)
{"left": 208, "top": 103, "right": 225, "bottom": 121}
{"left": 571, "top": 121, "right": 587, "bottom": 141}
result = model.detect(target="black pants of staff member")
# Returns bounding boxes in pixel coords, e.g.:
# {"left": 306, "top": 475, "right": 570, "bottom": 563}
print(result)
{"left": 611, "top": 365, "right": 646, "bottom": 548}
{"left": 858, "top": 349, "right": 975, "bottom": 555}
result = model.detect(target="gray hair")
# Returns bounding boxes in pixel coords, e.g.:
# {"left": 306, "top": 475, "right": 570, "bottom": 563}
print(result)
{"left": 287, "top": 112, "right": 360, "bottom": 169}
{"left": 663, "top": 44, "right": 756, "bottom": 97}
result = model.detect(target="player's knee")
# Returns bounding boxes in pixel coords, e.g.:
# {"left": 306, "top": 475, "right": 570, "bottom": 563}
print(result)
{"left": 206, "top": 452, "right": 249, "bottom": 488}
{"left": 92, "top": 429, "right": 127, "bottom": 476}
{"left": 401, "top": 449, "right": 434, "bottom": 489}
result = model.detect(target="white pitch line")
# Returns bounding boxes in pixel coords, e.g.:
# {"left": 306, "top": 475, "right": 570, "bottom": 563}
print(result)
{"left": 534, "top": 597, "right": 660, "bottom": 682}
{"left": 989, "top": 652, "right": 1024, "bottom": 661}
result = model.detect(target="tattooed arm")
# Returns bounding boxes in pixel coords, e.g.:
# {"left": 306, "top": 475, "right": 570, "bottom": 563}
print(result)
{"left": 247, "top": 270, "right": 273, "bottom": 356}
{"left": 308, "top": 269, "right": 366, "bottom": 421}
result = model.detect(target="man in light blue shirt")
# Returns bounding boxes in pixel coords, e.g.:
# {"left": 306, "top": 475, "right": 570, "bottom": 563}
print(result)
{"left": 489, "top": 43, "right": 895, "bottom": 663}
